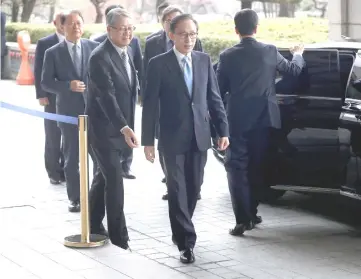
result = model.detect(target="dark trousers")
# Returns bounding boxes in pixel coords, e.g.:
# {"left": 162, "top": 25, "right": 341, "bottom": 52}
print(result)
{"left": 159, "top": 149, "right": 166, "bottom": 175}
{"left": 225, "top": 128, "right": 270, "bottom": 224}
{"left": 44, "top": 97, "right": 64, "bottom": 180}
{"left": 119, "top": 146, "right": 133, "bottom": 172}
{"left": 59, "top": 122, "right": 97, "bottom": 202}
{"left": 163, "top": 148, "right": 207, "bottom": 251}
{"left": 89, "top": 146, "right": 129, "bottom": 247}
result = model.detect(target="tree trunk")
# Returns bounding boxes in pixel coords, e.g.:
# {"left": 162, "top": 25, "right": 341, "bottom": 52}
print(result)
{"left": 94, "top": 8, "right": 103, "bottom": 23}
{"left": 12, "top": 0, "right": 20, "bottom": 22}
{"left": 21, "top": 0, "right": 37, "bottom": 22}
{"left": 241, "top": 0, "right": 252, "bottom": 9}
{"left": 278, "top": 2, "right": 290, "bottom": 17}
{"left": 48, "top": 1, "right": 56, "bottom": 23}
{"left": 262, "top": 1, "right": 267, "bottom": 18}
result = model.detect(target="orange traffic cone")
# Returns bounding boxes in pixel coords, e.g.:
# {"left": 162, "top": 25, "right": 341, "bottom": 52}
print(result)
{"left": 16, "top": 30, "right": 34, "bottom": 85}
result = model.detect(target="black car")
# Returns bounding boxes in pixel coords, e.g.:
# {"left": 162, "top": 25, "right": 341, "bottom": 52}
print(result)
{"left": 212, "top": 42, "right": 361, "bottom": 202}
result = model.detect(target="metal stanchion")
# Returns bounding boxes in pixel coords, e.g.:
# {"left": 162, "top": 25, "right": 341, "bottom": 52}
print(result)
{"left": 64, "top": 115, "right": 108, "bottom": 248}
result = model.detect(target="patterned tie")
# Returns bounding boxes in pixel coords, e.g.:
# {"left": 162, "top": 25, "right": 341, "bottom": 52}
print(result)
{"left": 72, "top": 43, "right": 81, "bottom": 77}
{"left": 182, "top": 56, "right": 192, "bottom": 96}
{"left": 120, "top": 50, "right": 132, "bottom": 84}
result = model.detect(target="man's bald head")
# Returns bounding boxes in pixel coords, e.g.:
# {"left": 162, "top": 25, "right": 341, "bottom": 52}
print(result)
{"left": 53, "top": 12, "right": 65, "bottom": 35}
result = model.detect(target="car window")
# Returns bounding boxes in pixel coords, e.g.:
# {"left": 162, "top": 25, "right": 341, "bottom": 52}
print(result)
{"left": 346, "top": 53, "right": 361, "bottom": 100}
{"left": 276, "top": 49, "right": 342, "bottom": 99}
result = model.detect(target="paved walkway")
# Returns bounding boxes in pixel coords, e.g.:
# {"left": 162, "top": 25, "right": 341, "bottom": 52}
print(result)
{"left": 2, "top": 80, "right": 361, "bottom": 279}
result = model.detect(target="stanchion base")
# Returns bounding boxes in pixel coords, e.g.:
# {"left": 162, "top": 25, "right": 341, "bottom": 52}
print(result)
{"left": 64, "top": 234, "right": 108, "bottom": 248}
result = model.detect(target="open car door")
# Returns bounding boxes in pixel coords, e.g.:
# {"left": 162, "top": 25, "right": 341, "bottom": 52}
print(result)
{"left": 270, "top": 48, "right": 345, "bottom": 194}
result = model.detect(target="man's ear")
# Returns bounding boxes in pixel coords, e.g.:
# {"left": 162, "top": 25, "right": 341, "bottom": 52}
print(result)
{"left": 235, "top": 27, "right": 239, "bottom": 35}
{"left": 254, "top": 25, "right": 258, "bottom": 35}
{"left": 168, "top": 31, "right": 175, "bottom": 42}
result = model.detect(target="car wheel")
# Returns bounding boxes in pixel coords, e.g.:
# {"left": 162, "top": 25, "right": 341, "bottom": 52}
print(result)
{"left": 260, "top": 187, "right": 286, "bottom": 203}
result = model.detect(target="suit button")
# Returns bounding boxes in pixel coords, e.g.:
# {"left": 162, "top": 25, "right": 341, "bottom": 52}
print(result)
{"left": 192, "top": 103, "right": 194, "bottom": 106}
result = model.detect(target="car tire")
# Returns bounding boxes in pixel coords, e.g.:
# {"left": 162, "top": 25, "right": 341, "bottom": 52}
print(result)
{"left": 260, "top": 187, "right": 286, "bottom": 203}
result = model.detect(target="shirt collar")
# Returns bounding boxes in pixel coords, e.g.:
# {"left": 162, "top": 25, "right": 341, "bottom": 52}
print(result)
{"left": 109, "top": 38, "right": 127, "bottom": 54}
{"left": 173, "top": 46, "right": 192, "bottom": 63}
{"left": 65, "top": 39, "right": 81, "bottom": 49}
{"left": 56, "top": 32, "right": 64, "bottom": 42}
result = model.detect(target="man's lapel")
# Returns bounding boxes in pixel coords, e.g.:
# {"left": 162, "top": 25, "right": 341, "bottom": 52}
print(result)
{"left": 105, "top": 39, "right": 132, "bottom": 90}
{"left": 165, "top": 50, "right": 191, "bottom": 100}
{"left": 191, "top": 51, "right": 200, "bottom": 101}
{"left": 59, "top": 40, "right": 77, "bottom": 78}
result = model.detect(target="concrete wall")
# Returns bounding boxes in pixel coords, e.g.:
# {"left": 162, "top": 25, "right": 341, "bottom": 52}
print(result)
{"left": 328, "top": 0, "right": 361, "bottom": 41}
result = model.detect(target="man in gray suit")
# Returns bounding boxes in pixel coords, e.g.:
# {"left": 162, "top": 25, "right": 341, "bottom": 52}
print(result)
{"left": 142, "top": 14, "right": 229, "bottom": 263}
{"left": 216, "top": 9, "right": 305, "bottom": 235}
{"left": 41, "top": 10, "right": 99, "bottom": 213}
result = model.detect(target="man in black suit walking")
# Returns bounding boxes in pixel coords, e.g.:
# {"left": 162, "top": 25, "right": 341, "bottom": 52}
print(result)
{"left": 146, "top": 1, "right": 169, "bottom": 40}
{"left": 41, "top": 10, "right": 99, "bottom": 212}
{"left": 216, "top": 9, "right": 305, "bottom": 235}
{"left": 143, "top": 5, "right": 203, "bottom": 200}
{"left": 34, "top": 12, "right": 66, "bottom": 185}
{"left": 86, "top": 8, "right": 139, "bottom": 249}
{"left": 142, "top": 14, "right": 229, "bottom": 263}
{"left": 92, "top": 4, "right": 142, "bottom": 180}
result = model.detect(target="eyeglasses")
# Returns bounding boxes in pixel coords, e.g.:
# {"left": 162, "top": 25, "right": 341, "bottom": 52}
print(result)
{"left": 110, "top": 26, "right": 136, "bottom": 33}
{"left": 175, "top": 32, "right": 198, "bottom": 40}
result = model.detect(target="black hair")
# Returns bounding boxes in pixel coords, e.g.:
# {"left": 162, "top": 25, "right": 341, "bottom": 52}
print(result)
{"left": 169, "top": 14, "right": 198, "bottom": 33}
{"left": 234, "top": 9, "right": 258, "bottom": 36}
{"left": 157, "top": 2, "right": 170, "bottom": 16}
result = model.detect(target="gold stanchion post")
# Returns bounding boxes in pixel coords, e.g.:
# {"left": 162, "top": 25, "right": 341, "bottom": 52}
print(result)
{"left": 64, "top": 115, "right": 108, "bottom": 248}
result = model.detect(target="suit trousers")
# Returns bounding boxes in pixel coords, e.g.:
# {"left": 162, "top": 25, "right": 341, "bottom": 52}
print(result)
{"left": 44, "top": 96, "right": 64, "bottom": 180}
{"left": 59, "top": 122, "right": 97, "bottom": 202}
{"left": 158, "top": 149, "right": 166, "bottom": 176}
{"left": 163, "top": 148, "right": 207, "bottom": 251}
{"left": 224, "top": 128, "right": 270, "bottom": 224}
{"left": 89, "top": 146, "right": 129, "bottom": 247}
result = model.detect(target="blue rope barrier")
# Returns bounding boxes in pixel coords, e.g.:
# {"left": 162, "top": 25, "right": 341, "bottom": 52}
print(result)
{"left": 0, "top": 101, "right": 78, "bottom": 125}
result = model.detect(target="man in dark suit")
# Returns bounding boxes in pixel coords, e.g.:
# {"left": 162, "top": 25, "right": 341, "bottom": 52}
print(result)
{"left": 41, "top": 10, "right": 99, "bottom": 213}
{"left": 1, "top": 11, "right": 7, "bottom": 79}
{"left": 146, "top": 1, "right": 169, "bottom": 40}
{"left": 86, "top": 8, "right": 139, "bottom": 249}
{"left": 34, "top": 12, "right": 66, "bottom": 185}
{"left": 142, "top": 14, "right": 229, "bottom": 263}
{"left": 92, "top": 4, "right": 141, "bottom": 180}
{"left": 143, "top": 5, "right": 203, "bottom": 200}
{"left": 216, "top": 9, "right": 305, "bottom": 235}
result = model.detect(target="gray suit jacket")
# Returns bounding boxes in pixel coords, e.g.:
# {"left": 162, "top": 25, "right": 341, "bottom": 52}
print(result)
{"left": 41, "top": 39, "right": 99, "bottom": 118}
{"left": 216, "top": 37, "right": 305, "bottom": 135}
{"left": 141, "top": 50, "right": 229, "bottom": 155}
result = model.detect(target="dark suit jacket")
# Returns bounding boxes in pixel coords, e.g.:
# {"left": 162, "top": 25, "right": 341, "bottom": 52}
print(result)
{"left": 85, "top": 39, "right": 138, "bottom": 150}
{"left": 1, "top": 12, "right": 6, "bottom": 57}
{"left": 34, "top": 33, "right": 60, "bottom": 99}
{"left": 145, "top": 29, "right": 163, "bottom": 41}
{"left": 141, "top": 50, "right": 229, "bottom": 155}
{"left": 41, "top": 39, "right": 99, "bottom": 118}
{"left": 216, "top": 37, "right": 305, "bottom": 135}
{"left": 93, "top": 33, "right": 142, "bottom": 83}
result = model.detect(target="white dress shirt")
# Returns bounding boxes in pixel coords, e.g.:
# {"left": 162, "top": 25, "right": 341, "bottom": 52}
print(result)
{"left": 173, "top": 46, "right": 192, "bottom": 72}
{"left": 65, "top": 39, "right": 82, "bottom": 64}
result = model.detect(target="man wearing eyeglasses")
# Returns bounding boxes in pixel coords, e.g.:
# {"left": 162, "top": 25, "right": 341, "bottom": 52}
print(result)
{"left": 142, "top": 14, "right": 229, "bottom": 263}
{"left": 85, "top": 8, "right": 139, "bottom": 249}
{"left": 143, "top": 5, "right": 203, "bottom": 201}
{"left": 93, "top": 4, "right": 142, "bottom": 180}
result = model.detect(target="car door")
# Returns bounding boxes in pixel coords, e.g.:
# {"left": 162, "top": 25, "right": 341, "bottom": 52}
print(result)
{"left": 269, "top": 48, "right": 344, "bottom": 192}
{"left": 339, "top": 50, "right": 361, "bottom": 199}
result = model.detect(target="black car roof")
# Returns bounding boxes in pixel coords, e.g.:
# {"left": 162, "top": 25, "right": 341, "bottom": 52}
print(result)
{"left": 305, "top": 41, "right": 361, "bottom": 51}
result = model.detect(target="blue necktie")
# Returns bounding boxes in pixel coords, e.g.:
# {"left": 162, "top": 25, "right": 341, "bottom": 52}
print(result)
{"left": 182, "top": 56, "right": 192, "bottom": 97}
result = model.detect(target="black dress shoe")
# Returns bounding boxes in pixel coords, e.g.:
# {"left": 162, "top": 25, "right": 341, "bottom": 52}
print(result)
{"left": 229, "top": 224, "right": 247, "bottom": 236}
{"left": 197, "top": 193, "right": 201, "bottom": 200}
{"left": 162, "top": 192, "right": 168, "bottom": 200}
{"left": 91, "top": 227, "right": 109, "bottom": 237}
{"left": 50, "top": 178, "right": 61, "bottom": 185}
{"left": 180, "top": 248, "right": 195, "bottom": 264}
{"left": 122, "top": 170, "right": 136, "bottom": 179}
{"left": 161, "top": 177, "right": 166, "bottom": 183}
{"left": 68, "top": 201, "right": 80, "bottom": 213}
{"left": 60, "top": 173, "right": 66, "bottom": 182}
{"left": 253, "top": 215, "right": 262, "bottom": 225}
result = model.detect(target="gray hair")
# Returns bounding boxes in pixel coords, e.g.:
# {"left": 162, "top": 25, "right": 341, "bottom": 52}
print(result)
{"left": 161, "top": 5, "right": 183, "bottom": 23}
{"left": 106, "top": 8, "right": 131, "bottom": 27}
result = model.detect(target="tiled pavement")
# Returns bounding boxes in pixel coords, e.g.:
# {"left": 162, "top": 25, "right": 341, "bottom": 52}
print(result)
{"left": 2, "top": 80, "right": 361, "bottom": 279}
